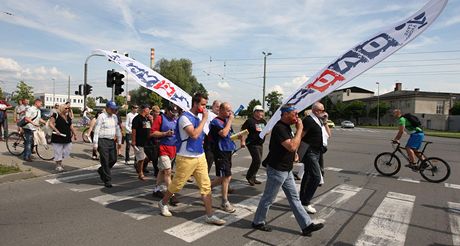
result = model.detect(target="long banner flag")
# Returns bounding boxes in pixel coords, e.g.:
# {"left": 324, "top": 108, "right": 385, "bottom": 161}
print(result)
{"left": 259, "top": 0, "right": 448, "bottom": 138}
{"left": 93, "top": 49, "right": 193, "bottom": 112}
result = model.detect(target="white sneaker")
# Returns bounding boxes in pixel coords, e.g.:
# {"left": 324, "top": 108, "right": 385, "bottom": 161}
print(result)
{"left": 305, "top": 205, "right": 317, "bottom": 214}
{"left": 158, "top": 200, "right": 172, "bottom": 217}
{"left": 55, "top": 165, "right": 64, "bottom": 172}
{"left": 221, "top": 202, "right": 236, "bottom": 213}
{"left": 205, "top": 215, "right": 225, "bottom": 226}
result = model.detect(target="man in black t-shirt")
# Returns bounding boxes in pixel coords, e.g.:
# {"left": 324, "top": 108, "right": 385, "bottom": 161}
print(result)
{"left": 252, "top": 104, "right": 324, "bottom": 237}
{"left": 131, "top": 104, "right": 152, "bottom": 181}
{"left": 241, "top": 105, "right": 267, "bottom": 186}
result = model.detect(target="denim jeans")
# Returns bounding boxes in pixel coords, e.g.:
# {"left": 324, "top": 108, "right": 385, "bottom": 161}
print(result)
{"left": 23, "top": 129, "right": 34, "bottom": 160}
{"left": 253, "top": 165, "right": 312, "bottom": 230}
{"left": 300, "top": 148, "right": 322, "bottom": 206}
{"left": 125, "top": 133, "right": 131, "bottom": 162}
{"left": 0, "top": 118, "right": 8, "bottom": 139}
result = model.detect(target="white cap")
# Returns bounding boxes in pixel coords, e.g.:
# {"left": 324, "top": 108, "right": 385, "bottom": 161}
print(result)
{"left": 253, "top": 105, "right": 264, "bottom": 112}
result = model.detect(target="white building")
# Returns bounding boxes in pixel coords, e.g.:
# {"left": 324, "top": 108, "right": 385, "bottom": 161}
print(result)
{"left": 34, "top": 93, "right": 84, "bottom": 109}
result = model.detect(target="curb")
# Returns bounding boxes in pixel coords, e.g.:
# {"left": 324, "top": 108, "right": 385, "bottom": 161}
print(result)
{"left": 0, "top": 170, "right": 36, "bottom": 184}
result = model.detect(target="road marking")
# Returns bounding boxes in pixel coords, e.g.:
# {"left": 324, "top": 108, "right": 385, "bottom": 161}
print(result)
{"left": 355, "top": 192, "right": 415, "bottom": 246}
{"left": 165, "top": 184, "right": 300, "bottom": 243}
{"left": 45, "top": 166, "right": 131, "bottom": 184}
{"left": 324, "top": 167, "right": 343, "bottom": 172}
{"left": 397, "top": 177, "right": 420, "bottom": 184}
{"left": 448, "top": 202, "right": 460, "bottom": 246}
{"left": 68, "top": 175, "right": 137, "bottom": 192}
{"left": 445, "top": 183, "right": 460, "bottom": 190}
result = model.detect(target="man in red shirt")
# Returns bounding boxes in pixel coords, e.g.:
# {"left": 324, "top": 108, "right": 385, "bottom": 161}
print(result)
{"left": 151, "top": 105, "right": 179, "bottom": 203}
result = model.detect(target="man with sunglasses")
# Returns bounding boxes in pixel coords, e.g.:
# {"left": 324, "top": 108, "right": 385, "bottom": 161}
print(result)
{"left": 299, "top": 102, "right": 331, "bottom": 214}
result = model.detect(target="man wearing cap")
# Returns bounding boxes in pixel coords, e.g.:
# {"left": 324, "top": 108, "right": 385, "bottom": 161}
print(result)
{"left": 93, "top": 101, "right": 122, "bottom": 188}
{"left": 151, "top": 104, "right": 178, "bottom": 200}
{"left": 131, "top": 104, "right": 152, "bottom": 181}
{"left": 252, "top": 104, "right": 324, "bottom": 236}
{"left": 241, "top": 105, "right": 267, "bottom": 186}
{"left": 125, "top": 105, "right": 138, "bottom": 164}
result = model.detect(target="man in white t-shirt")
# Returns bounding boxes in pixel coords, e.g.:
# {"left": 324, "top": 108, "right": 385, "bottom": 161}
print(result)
{"left": 124, "top": 104, "right": 138, "bottom": 164}
{"left": 158, "top": 93, "right": 225, "bottom": 226}
{"left": 23, "top": 99, "right": 46, "bottom": 161}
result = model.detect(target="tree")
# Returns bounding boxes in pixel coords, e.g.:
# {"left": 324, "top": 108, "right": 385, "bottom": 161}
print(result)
{"left": 265, "top": 91, "right": 283, "bottom": 116}
{"left": 114, "top": 95, "right": 126, "bottom": 108}
{"left": 241, "top": 99, "right": 262, "bottom": 117}
{"left": 129, "top": 87, "right": 163, "bottom": 108}
{"left": 344, "top": 100, "right": 367, "bottom": 124}
{"left": 0, "top": 87, "right": 4, "bottom": 100}
{"left": 87, "top": 97, "right": 96, "bottom": 109}
{"left": 12, "top": 81, "right": 34, "bottom": 103}
{"left": 154, "top": 58, "right": 207, "bottom": 96}
{"left": 451, "top": 102, "right": 460, "bottom": 115}
{"left": 369, "top": 102, "right": 391, "bottom": 125}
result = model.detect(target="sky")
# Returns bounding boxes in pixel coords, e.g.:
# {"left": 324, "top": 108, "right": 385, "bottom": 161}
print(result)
{"left": 1, "top": 0, "right": 460, "bottom": 108}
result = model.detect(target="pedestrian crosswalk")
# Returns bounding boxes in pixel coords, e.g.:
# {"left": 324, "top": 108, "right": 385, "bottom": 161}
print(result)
{"left": 43, "top": 164, "right": 460, "bottom": 245}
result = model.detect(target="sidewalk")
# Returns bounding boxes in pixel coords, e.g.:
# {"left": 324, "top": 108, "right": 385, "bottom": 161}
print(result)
{"left": 0, "top": 124, "right": 130, "bottom": 183}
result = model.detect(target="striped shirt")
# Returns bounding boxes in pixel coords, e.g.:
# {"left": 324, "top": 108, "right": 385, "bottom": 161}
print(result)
{"left": 93, "top": 112, "right": 122, "bottom": 146}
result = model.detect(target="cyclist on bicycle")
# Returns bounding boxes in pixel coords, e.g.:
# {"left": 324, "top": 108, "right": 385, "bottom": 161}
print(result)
{"left": 392, "top": 109, "right": 425, "bottom": 169}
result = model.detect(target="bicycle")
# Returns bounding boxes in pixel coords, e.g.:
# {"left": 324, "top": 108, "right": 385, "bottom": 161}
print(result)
{"left": 6, "top": 128, "right": 54, "bottom": 161}
{"left": 374, "top": 141, "right": 450, "bottom": 183}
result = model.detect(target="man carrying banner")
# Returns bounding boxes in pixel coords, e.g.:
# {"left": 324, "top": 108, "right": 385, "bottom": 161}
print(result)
{"left": 209, "top": 102, "right": 237, "bottom": 213}
{"left": 158, "top": 93, "right": 225, "bottom": 226}
{"left": 299, "top": 102, "right": 331, "bottom": 214}
{"left": 241, "top": 105, "right": 267, "bottom": 186}
{"left": 252, "top": 104, "right": 324, "bottom": 236}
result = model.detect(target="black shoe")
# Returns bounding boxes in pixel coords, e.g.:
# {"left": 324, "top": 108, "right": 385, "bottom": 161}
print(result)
{"left": 169, "top": 195, "right": 179, "bottom": 206}
{"left": 104, "top": 182, "right": 113, "bottom": 188}
{"left": 143, "top": 169, "right": 150, "bottom": 174}
{"left": 254, "top": 179, "right": 262, "bottom": 185}
{"left": 152, "top": 190, "right": 164, "bottom": 198}
{"left": 302, "top": 223, "right": 324, "bottom": 236}
{"left": 252, "top": 223, "right": 272, "bottom": 232}
{"left": 247, "top": 178, "right": 255, "bottom": 186}
{"left": 293, "top": 173, "right": 301, "bottom": 181}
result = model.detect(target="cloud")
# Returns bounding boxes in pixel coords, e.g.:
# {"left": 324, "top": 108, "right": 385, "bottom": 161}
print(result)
{"left": 208, "top": 90, "right": 221, "bottom": 101}
{"left": 0, "top": 57, "right": 22, "bottom": 72}
{"left": 217, "top": 81, "right": 230, "bottom": 89}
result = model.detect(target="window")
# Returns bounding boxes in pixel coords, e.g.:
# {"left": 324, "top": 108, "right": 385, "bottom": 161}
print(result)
{"left": 436, "top": 102, "right": 444, "bottom": 114}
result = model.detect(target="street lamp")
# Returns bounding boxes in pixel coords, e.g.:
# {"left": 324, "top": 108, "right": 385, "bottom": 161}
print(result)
{"left": 52, "top": 78, "right": 56, "bottom": 105}
{"left": 262, "top": 51, "right": 272, "bottom": 110}
{"left": 376, "top": 82, "right": 380, "bottom": 126}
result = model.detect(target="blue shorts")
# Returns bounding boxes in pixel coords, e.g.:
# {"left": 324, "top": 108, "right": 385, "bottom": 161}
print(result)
{"left": 406, "top": 132, "right": 424, "bottom": 150}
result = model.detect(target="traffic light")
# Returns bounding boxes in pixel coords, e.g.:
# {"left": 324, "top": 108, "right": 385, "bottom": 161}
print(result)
{"left": 106, "top": 69, "right": 115, "bottom": 88}
{"left": 114, "top": 72, "right": 125, "bottom": 96}
{"left": 75, "top": 84, "right": 83, "bottom": 95}
{"left": 84, "top": 84, "right": 93, "bottom": 95}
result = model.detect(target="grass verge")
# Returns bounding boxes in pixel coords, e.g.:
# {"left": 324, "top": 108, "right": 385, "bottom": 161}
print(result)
{"left": 0, "top": 164, "right": 21, "bottom": 175}
{"left": 360, "top": 126, "right": 460, "bottom": 139}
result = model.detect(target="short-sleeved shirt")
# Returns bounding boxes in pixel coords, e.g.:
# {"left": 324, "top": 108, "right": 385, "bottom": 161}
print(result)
{"left": 152, "top": 114, "right": 176, "bottom": 159}
{"left": 399, "top": 117, "right": 422, "bottom": 135}
{"left": 131, "top": 114, "right": 151, "bottom": 147}
{"left": 23, "top": 106, "right": 41, "bottom": 131}
{"left": 15, "top": 104, "right": 29, "bottom": 121}
{"left": 177, "top": 113, "right": 204, "bottom": 158}
{"left": 241, "top": 117, "right": 267, "bottom": 146}
{"left": 263, "top": 121, "right": 295, "bottom": 171}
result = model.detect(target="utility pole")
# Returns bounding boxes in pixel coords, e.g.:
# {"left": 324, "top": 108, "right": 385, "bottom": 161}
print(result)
{"left": 376, "top": 82, "right": 380, "bottom": 126}
{"left": 52, "top": 78, "right": 55, "bottom": 105}
{"left": 67, "top": 76, "right": 70, "bottom": 102}
{"left": 84, "top": 54, "right": 104, "bottom": 110}
{"left": 262, "top": 51, "right": 272, "bottom": 110}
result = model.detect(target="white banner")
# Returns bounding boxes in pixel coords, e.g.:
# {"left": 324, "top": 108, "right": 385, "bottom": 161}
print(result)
{"left": 93, "top": 49, "right": 193, "bottom": 111}
{"left": 260, "top": 0, "right": 448, "bottom": 138}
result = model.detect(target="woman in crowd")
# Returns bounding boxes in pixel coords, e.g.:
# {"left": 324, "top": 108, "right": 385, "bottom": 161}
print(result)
{"left": 49, "top": 104, "right": 77, "bottom": 172}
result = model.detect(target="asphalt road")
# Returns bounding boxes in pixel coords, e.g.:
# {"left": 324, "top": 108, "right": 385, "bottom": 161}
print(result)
{"left": 1, "top": 127, "right": 459, "bottom": 246}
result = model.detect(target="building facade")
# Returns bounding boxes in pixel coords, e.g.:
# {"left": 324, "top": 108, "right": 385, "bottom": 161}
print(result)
{"left": 328, "top": 86, "right": 375, "bottom": 104}
{"left": 34, "top": 93, "right": 85, "bottom": 109}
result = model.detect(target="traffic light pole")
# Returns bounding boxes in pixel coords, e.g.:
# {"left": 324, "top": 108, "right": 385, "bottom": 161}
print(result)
{"left": 84, "top": 54, "right": 104, "bottom": 110}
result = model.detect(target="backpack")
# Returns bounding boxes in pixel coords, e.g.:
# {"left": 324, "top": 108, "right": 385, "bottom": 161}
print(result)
{"left": 402, "top": 113, "right": 421, "bottom": 128}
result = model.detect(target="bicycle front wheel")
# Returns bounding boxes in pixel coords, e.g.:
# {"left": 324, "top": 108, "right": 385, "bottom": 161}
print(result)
{"left": 419, "top": 157, "right": 450, "bottom": 183}
{"left": 36, "top": 144, "right": 54, "bottom": 161}
{"left": 374, "top": 152, "right": 401, "bottom": 176}
{"left": 82, "top": 128, "right": 91, "bottom": 143}
{"left": 6, "top": 132, "right": 25, "bottom": 156}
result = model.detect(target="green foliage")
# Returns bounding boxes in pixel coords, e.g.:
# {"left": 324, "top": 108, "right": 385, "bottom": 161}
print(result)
{"left": 129, "top": 87, "right": 163, "bottom": 108}
{"left": 265, "top": 91, "right": 283, "bottom": 116}
{"left": 344, "top": 100, "right": 367, "bottom": 124}
{"left": 12, "top": 81, "right": 34, "bottom": 103}
{"left": 451, "top": 102, "right": 460, "bottom": 115}
{"left": 114, "top": 95, "right": 126, "bottom": 108}
{"left": 0, "top": 87, "right": 4, "bottom": 100}
{"left": 369, "top": 102, "right": 391, "bottom": 124}
{"left": 87, "top": 97, "right": 96, "bottom": 109}
{"left": 241, "top": 99, "right": 262, "bottom": 117}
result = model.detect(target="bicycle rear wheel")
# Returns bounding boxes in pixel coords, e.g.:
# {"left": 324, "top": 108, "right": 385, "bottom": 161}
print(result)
{"left": 419, "top": 157, "right": 450, "bottom": 183}
{"left": 82, "top": 128, "right": 91, "bottom": 143}
{"left": 374, "top": 152, "right": 401, "bottom": 176}
{"left": 6, "top": 132, "right": 25, "bottom": 156}
{"left": 36, "top": 143, "right": 54, "bottom": 161}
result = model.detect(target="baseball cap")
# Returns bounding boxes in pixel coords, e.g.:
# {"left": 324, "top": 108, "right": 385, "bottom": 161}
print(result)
{"left": 106, "top": 100, "right": 118, "bottom": 110}
{"left": 253, "top": 105, "right": 264, "bottom": 112}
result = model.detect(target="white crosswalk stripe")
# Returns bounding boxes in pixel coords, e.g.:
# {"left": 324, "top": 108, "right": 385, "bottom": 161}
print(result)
{"left": 448, "top": 202, "right": 460, "bottom": 246}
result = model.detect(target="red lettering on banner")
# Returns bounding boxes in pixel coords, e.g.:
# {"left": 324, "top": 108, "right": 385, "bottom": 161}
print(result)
{"left": 153, "top": 80, "right": 176, "bottom": 97}
{"left": 307, "top": 69, "right": 345, "bottom": 92}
